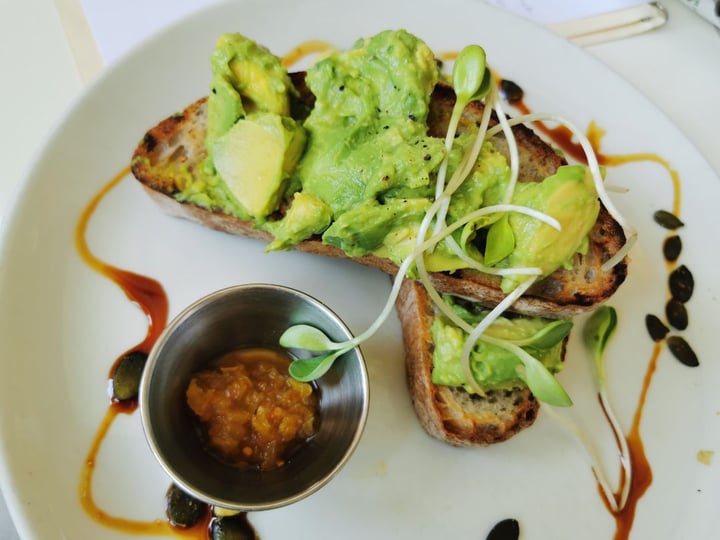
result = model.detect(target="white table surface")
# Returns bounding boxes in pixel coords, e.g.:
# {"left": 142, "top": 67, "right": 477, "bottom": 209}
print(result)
{"left": 0, "top": 0, "right": 719, "bottom": 538}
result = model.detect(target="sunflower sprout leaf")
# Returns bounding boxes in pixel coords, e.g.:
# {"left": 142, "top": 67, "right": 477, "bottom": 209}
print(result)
{"left": 279, "top": 324, "right": 342, "bottom": 351}
{"left": 483, "top": 334, "right": 572, "bottom": 407}
{"left": 517, "top": 354, "right": 573, "bottom": 407}
{"left": 452, "top": 45, "right": 487, "bottom": 103}
{"left": 510, "top": 320, "right": 574, "bottom": 349}
{"left": 583, "top": 306, "right": 617, "bottom": 388}
{"left": 484, "top": 215, "right": 515, "bottom": 266}
{"left": 288, "top": 348, "right": 348, "bottom": 382}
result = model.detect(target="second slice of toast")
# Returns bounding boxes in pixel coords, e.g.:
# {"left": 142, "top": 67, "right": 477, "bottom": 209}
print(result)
{"left": 396, "top": 279, "right": 554, "bottom": 446}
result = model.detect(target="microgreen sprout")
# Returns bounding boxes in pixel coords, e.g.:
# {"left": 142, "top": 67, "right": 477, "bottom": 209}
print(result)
{"left": 280, "top": 203, "right": 560, "bottom": 386}
{"left": 279, "top": 44, "right": 596, "bottom": 410}
{"left": 584, "top": 305, "right": 617, "bottom": 388}
{"left": 433, "top": 45, "right": 492, "bottom": 218}
{"left": 431, "top": 51, "right": 524, "bottom": 270}
{"left": 506, "top": 319, "right": 574, "bottom": 349}
{"left": 584, "top": 305, "right": 631, "bottom": 511}
{"left": 458, "top": 276, "right": 572, "bottom": 407}
{"left": 543, "top": 305, "right": 630, "bottom": 514}
{"left": 483, "top": 215, "right": 515, "bottom": 267}
{"left": 486, "top": 113, "right": 637, "bottom": 271}
{"left": 287, "top": 347, "right": 351, "bottom": 382}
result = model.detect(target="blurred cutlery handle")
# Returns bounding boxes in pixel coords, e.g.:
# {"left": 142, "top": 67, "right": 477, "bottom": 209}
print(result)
{"left": 549, "top": 2, "right": 668, "bottom": 46}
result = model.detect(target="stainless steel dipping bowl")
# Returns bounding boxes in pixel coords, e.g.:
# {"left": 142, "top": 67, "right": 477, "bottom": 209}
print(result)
{"left": 139, "top": 283, "right": 369, "bottom": 512}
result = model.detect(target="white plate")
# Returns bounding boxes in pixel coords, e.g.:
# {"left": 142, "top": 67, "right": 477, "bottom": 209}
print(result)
{"left": 1, "top": 0, "right": 719, "bottom": 538}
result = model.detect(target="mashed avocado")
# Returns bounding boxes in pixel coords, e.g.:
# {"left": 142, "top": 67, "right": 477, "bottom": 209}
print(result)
{"left": 181, "top": 33, "right": 305, "bottom": 221}
{"left": 321, "top": 135, "right": 511, "bottom": 271}
{"left": 431, "top": 296, "right": 568, "bottom": 392}
{"left": 185, "top": 29, "right": 601, "bottom": 289}
{"left": 265, "top": 29, "right": 448, "bottom": 250}
{"left": 206, "top": 33, "right": 295, "bottom": 151}
{"left": 296, "top": 29, "right": 444, "bottom": 216}
{"left": 265, "top": 192, "right": 332, "bottom": 251}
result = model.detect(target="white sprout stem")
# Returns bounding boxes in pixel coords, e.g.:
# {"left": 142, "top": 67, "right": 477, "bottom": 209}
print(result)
{"left": 332, "top": 203, "right": 557, "bottom": 351}
{"left": 433, "top": 82, "right": 496, "bottom": 236}
{"left": 542, "top": 405, "right": 621, "bottom": 514}
{"left": 433, "top": 88, "right": 554, "bottom": 278}
{"left": 339, "top": 245, "right": 419, "bottom": 350}
{"left": 413, "top": 189, "right": 479, "bottom": 332}
{"left": 434, "top": 106, "right": 465, "bottom": 203}
{"left": 449, "top": 93, "right": 495, "bottom": 192}
{"left": 459, "top": 277, "right": 535, "bottom": 395}
{"left": 413, "top": 187, "right": 479, "bottom": 337}
{"left": 416, "top": 260, "right": 471, "bottom": 334}
{"left": 599, "top": 387, "right": 632, "bottom": 510}
{"left": 412, "top": 197, "right": 473, "bottom": 334}
{"left": 438, "top": 204, "right": 561, "bottom": 238}
{"left": 487, "top": 113, "right": 637, "bottom": 271}
{"left": 491, "top": 91, "right": 520, "bottom": 205}
{"left": 428, "top": 202, "right": 559, "bottom": 279}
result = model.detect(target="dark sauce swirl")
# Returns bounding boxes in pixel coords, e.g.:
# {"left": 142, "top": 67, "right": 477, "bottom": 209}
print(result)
{"left": 75, "top": 167, "right": 257, "bottom": 539}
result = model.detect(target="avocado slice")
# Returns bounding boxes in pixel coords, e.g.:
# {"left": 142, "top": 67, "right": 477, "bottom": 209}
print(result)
{"left": 212, "top": 113, "right": 306, "bottom": 219}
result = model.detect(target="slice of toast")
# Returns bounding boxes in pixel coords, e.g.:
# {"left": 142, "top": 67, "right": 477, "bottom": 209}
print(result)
{"left": 396, "top": 278, "right": 550, "bottom": 446}
{"left": 131, "top": 75, "right": 627, "bottom": 318}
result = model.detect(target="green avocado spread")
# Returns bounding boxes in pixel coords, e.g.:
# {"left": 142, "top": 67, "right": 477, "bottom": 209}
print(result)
{"left": 431, "top": 296, "right": 569, "bottom": 392}
{"left": 164, "top": 29, "right": 604, "bottom": 394}
{"left": 187, "top": 29, "right": 598, "bottom": 281}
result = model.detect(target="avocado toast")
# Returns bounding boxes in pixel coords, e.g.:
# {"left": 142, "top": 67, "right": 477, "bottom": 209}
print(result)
{"left": 396, "top": 279, "right": 563, "bottom": 445}
{"left": 131, "top": 81, "right": 626, "bottom": 319}
{"left": 130, "top": 30, "right": 630, "bottom": 444}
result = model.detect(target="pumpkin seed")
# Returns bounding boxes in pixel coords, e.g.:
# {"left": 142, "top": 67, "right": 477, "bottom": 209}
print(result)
{"left": 112, "top": 351, "right": 147, "bottom": 401}
{"left": 499, "top": 79, "right": 524, "bottom": 104}
{"left": 669, "top": 264, "right": 694, "bottom": 303}
{"left": 210, "top": 514, "right": 256, "bottom": 540}
{"left": 653, "top": 210, "right": 684, "bottom": 230}
{"left": 487, "top": 518, "right": 520, "bottom": 540}
{"left": 666, "top": 335, "right": 699, "bottom": 367}
{"left": 665, "top": 299, "right": 688, "bottom": 330}
{"left": 662, "top": 235, "right": 682, "bottom": 262}
{"left": 645, "top": 314, "right": 669, "bottom": 342}
{"left": 165, "top": 484, "right": 205, "bottom": 528}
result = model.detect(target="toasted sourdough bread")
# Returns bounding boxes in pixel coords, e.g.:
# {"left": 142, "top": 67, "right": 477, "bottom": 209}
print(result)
{"left": 131, "top": 73, "right": 627, "bottom": 318}
{"left": 396, "top": 278, "right": 552, "bottom": 446}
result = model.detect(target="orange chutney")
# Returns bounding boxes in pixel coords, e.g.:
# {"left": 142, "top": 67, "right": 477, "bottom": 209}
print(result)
{"left": 186, "top": 348, "right": 319, "bottom": 471}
